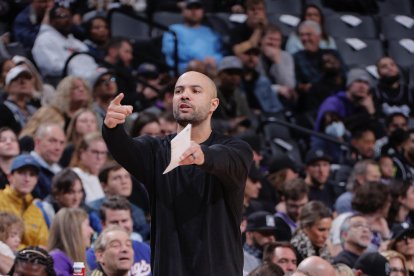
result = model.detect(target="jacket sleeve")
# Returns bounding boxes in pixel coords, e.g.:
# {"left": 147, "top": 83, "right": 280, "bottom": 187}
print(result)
{"left": 200, "top": 138, "right": 253, "bottom": 191}
{"left": 32, "top": 25, "right": 66, "bottom": 76}
{"left": 13, "top": 11, "right": 39, "bottom": 49}
{"left": 102, "top": 124, "right": 156, "bottom": 195}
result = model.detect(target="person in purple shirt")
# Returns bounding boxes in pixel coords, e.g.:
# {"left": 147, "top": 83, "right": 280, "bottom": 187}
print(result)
{"left": 48, "top": 208, "right": 94, "bottom": 276}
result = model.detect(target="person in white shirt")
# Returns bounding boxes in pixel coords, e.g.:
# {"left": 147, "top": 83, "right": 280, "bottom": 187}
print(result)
{"left": 32, "top": 4, "right": 97, "bottom": 79}
{"left": 70, "top": 132, "right": 107, "bottom": 203}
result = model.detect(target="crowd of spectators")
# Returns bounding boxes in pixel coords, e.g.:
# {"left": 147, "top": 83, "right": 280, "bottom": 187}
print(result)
{"left": 1, "top": 0, "right": 414, "bottom": 275}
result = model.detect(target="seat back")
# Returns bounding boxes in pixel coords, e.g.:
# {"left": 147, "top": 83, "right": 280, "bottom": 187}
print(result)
{"left": 336, "top": 38, "right": 384, "bottom": 67}
{"left": 381, "top": 14, "right": 414, "bottom": 40}
{"left": 325, "top": 14, "right": 378, "bottom": 39}
{"left": 377, "top": 0, "right": 413, "bottom": 15}
{"left": 264, "top": 0, "right": 302, "bottom": 14}
{"left": 388, "top": 40, "right": 414, "bottom": 69}
{"left": 110, "top": 10, "right": 151, "bottom": 41}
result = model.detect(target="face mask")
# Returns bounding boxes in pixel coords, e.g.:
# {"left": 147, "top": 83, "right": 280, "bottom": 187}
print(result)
{"left": 380, "top": 74, "right": 400, "bottom": 86}
{"left": 325, "top": 121, "right": 345, "bottom": 138}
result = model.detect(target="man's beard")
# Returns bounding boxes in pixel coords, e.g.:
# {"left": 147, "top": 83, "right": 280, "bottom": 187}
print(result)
{"left": 349, "top": 239, "right": 369, "bottom": 250}
{"left": 310, "top": 176, "right": 325, "bottom": 187}
{"left": 380, "top": 74, "right": 400, "bottom": 86}
{"left": 173, "top": 109, "right": 204, "bottom": 127}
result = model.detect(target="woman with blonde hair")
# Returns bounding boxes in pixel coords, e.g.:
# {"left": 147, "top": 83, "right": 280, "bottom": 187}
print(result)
{"left": 48, "top": 208, "right": 93, "bottom": 276}
{"left": 70, "top": 132, "right": 107, "bottom": 203}
{"left": 66, "top": 109, "right": 99, "bottom": 146}
{"left": 333, "top": 263, "right": 354, "bottom": 276}
{"left": 382, "top": 250, "right": 409, "bottom": 276}
{"left": 291, "top": 201, "right": 333, "bottom": 263}
{"left": 51, "top": 76, "right": 93, "bottom": 129}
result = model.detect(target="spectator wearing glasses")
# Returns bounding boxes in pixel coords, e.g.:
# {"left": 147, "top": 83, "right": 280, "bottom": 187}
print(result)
{"left": 0, "top": 65, "right": 37, "bottom": 134}
{"left": 381, "top": 250, "right": 409, "bottom": 276}
{"left": 274, "top": 178, "right": 309, "bottom": 240}
{"left": 333, "top": 214, "right": 372, "bottom": 267}
{"left": 331, "top": 181, "right": 391, "bottom": 255}
{"left": 389, "top": 224, "right": 414, "bottom": 275}
{"left": 70, "top": 132, "right": 107, "bottom": 203}
{"left": 90, "top": 67, "right": 118, "bottom": 122}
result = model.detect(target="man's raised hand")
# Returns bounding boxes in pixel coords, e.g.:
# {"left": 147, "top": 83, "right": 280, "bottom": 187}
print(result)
{"left": 104, "top": 93, "right": 133, "bottom": 128}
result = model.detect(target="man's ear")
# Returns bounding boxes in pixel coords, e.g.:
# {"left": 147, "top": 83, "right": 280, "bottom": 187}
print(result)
{"left": 210, "top": 98, "right": 219, "bottom": 112}
{"left": 101, "top": 182, "right": 108, "bottom": 193}
{"left": 95, "top": 250, "right": 104, "bottom": 264}
{"left": 341, "top": 231, "right": 348, "bottom": 243}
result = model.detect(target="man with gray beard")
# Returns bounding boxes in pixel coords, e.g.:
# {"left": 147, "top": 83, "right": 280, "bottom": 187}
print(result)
{"left": 333, "top": 214, "right": 372, "bottom": 267}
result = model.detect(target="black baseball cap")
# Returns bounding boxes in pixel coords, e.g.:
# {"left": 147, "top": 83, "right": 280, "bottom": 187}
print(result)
{"left": 391, "top": 222, "right": 414, "bottom": 242}
{"left": 268, "top": 155, "right": 299, "bottom": 174}
{"left": 185, "top": 0, "right": 203, "bottom": 9}
{"left": 246, "top": 211, "right": 292, "bottom": 241}
{"left": 305, "top": 149, "right": 332, "bottom": 165}
{"left": 353, "top": 252, "right": 390, "bottom": 276}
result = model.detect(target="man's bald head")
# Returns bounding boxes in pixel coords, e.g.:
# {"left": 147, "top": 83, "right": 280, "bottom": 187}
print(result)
{"left": 177, "top": 71, "right": 218, "bottom": 98}
{"left": 296, "top": 256, "right": 336, "bottom": 276}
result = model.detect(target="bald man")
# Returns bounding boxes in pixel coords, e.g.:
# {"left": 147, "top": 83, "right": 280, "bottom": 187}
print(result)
{"left": 295, "top": 256, "right": 336, "bottom": 276}
{"left": 102, "top": 71, "right": 253, "bottom": 276}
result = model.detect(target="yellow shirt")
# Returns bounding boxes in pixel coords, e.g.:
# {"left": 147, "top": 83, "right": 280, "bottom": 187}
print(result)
{"left": 0, "top": 186, "right": 48, "bottom": 248}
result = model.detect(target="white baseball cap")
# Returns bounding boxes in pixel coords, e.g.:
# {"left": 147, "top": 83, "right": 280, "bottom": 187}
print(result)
{"left": 5, "top": 65, "right": 32, "bottom": 86}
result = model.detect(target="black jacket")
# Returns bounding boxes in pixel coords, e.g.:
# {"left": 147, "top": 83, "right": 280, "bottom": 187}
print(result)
{"left": 103, "top": 124, "right": 253, "bottom": 276}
